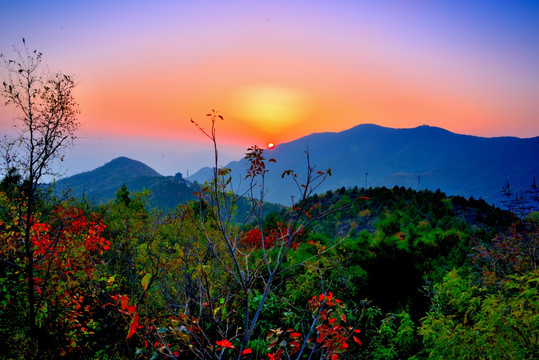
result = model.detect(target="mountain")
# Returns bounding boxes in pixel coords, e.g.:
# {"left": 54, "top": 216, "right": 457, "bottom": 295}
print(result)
{"left": 54, "top": 157, "right": 197, "bottom": 208}
{"left": 189, "top": 124, "right": 539, "bottom": 205}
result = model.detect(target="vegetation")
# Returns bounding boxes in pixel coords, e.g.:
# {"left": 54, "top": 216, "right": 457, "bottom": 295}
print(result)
{"left": 3, "top": 156, "right": 536, "bottom": 359}
{"left": 1, "top": 45, "right": 537, "bottom": 359}
{"left": 1, "top": 40, "right": 81, "bottom": 357}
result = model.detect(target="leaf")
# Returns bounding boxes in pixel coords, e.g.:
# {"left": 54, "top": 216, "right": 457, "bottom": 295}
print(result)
{"left": 216, "top": 339, "right": 234, "bottom": 348}
{"left": 282, "top": 170, "right": 293, "bottom": 178}
{"left": 141, "top": 273, "right": 151, "bottom": 291}
{"left": 353, "top": 336, "right": 362, "bottom": 346}
{"left": 127, "top": 312, "right": 139, "bottom": 339}
{"left": 242, "top": 348, "right": 252, "bottom": 355}
{"left": 126, "top": 304, "right": 137, "bottom": 315}
{"left": 119, "top": 295, "right": 130, "bottom": 310}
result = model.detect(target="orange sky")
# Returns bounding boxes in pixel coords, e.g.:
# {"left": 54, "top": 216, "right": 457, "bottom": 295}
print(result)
{"left": 1, "top": 1, "right": 538, "bottom": 176}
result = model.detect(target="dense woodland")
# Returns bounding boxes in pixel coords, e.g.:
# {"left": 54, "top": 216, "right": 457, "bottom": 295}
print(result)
{"left": 1, "top": 163, "right": 537, "bottom": 359}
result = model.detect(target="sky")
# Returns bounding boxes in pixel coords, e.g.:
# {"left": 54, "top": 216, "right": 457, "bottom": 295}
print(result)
{"left": 1, "top": 0, "right": 538, "bottom": 178}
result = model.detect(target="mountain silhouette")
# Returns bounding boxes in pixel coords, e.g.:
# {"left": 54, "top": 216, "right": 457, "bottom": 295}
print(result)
{"left": 54, "top": 157, "right": 197, "bottom": 208}
{"left": 190, "top": 124, "right": 539, "bottom": 205}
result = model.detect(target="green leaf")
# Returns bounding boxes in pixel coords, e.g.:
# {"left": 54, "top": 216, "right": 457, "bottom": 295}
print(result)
{"left": 141, "top": 273, "right": 152, "bottom": 291}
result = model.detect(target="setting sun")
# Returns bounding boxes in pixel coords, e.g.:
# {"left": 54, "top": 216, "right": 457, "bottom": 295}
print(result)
{"left": 267, "top": 142, "right": 275, "bottom": 149}
{"left": 229, "top": 85, "right": 310, "bottom": 135}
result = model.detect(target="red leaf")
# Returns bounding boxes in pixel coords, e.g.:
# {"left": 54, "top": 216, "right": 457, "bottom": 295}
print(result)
{"left": 127, "top": 312, "right": 139, "bottom": 339}
{"left": 353, "top": 336, "right": 362, "bottom": 346}
{"left": 216, "top": 339, "right": 234, "bottom": 348}
{"left": 242, "top": 348, "right": 252, "bottom": 355}
{"left": 119, "top": 295, "right": 129, "bottom": 306}
{"left": 126, "top": 304, "right": 137, "bottom": 315}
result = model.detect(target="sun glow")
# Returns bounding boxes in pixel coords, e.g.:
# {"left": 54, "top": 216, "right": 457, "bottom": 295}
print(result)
{"left": 267, "top": 142, "right": 275, "bottom": 149}
{"left": 229, "top": 85, "right": 310, "bottom": 135}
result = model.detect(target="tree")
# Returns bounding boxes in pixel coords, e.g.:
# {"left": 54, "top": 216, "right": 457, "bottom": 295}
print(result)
{"left": 0, "top": 39, "right": 80, "bottom": 345}
{"left": 1, "top": 39, "right": 80, "bottom": 182}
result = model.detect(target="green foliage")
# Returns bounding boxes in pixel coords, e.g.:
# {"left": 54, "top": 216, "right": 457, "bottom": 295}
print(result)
{"left": 420, "top": 218, "right": 539, "bottom": 360}
{"left": 368, "top": 311, "right": 418, "bottom": 360}
{"left": 420, "top": 269, "right": 539, "bottom": 360}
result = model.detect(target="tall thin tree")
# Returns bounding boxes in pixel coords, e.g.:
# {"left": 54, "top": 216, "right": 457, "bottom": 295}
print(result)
{"left": 1, "top": 39, "right": 80, "bottom": 341}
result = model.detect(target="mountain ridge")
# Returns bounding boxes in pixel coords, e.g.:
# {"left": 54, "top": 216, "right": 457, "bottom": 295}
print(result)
{"left": 54, "top": 157, "right": 197, "bottom": 208}
{"left": 53, "top": 124, "right": 538, "bottom": 207}
{"left": 190, "top": 124, "right": 539, "bottom": 205}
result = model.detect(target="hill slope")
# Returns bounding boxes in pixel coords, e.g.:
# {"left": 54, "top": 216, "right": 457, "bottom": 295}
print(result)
{"left": 54, "top": 157, "right": 197, "bottom": 208}
{"left": 190, "top": 124, "right": 539, "bottom": 205}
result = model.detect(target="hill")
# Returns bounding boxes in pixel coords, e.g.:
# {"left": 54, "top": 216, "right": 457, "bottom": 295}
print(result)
{"left": 190, "top": 124, "right": 539, "bottom": 205}
{"left": 54, "top": 157, "right": 197, "bottom": 208}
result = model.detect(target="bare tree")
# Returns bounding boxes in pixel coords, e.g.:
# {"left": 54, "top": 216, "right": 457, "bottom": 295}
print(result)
{"left": 1, "top": 39, "right": 79, "bottom": 183}
{"left": 182, "top": 111, "right": 345, "bottom": 359}
{"left": 1, "top": 39, "right": 80, "bottom": 341}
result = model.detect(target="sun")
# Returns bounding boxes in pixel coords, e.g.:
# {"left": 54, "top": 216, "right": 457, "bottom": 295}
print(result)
{"left": 267, "top": 142, "right": 275, "bottom": 149}
{"left": 229, "top": 84, "right": 310, "bottom": 134}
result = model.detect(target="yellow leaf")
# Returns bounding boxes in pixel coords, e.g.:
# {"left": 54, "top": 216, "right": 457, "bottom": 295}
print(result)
{"left": 141, "top": 273, "right": 151, "bottom": 291}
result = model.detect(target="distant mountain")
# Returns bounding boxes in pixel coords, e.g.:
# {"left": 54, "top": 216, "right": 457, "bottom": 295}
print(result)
{"left": 189, "top": 124, "right": 539, "bottom": 205}
{"left": 54, "top": 157, "right": 197, "bottom": 208}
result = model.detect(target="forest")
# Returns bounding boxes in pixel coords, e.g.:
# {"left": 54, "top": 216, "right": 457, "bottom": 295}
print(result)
{"left": 1, "top": 43, "right": 538, "bottom": 360}
{"left": 1, "top": 143, "right": 538, "bottom": 359}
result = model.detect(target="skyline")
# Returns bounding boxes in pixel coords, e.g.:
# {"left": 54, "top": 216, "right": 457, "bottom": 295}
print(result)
{"left": 1, "top": 0, "right": 539, "bottom": 177}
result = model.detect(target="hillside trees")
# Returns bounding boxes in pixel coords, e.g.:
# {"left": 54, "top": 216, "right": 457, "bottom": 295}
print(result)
{"left": 99, "top": 111, "right": 364, "bottom": 359}
{"left": 0, "top": 184, "right": 113, "bottom": 358}
{"left": 93, "top": 176, "right": 530, "bottom": 359}
{"left": 0, "top": 40, "right": 81, "bottom": 354}
{"left": 419, "top": 217, "right": 539, "bottom": 359}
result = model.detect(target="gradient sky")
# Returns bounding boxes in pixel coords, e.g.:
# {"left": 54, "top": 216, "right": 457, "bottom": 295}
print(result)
{"left": 1, "top": 0, "right": 538, "bottom": 177}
